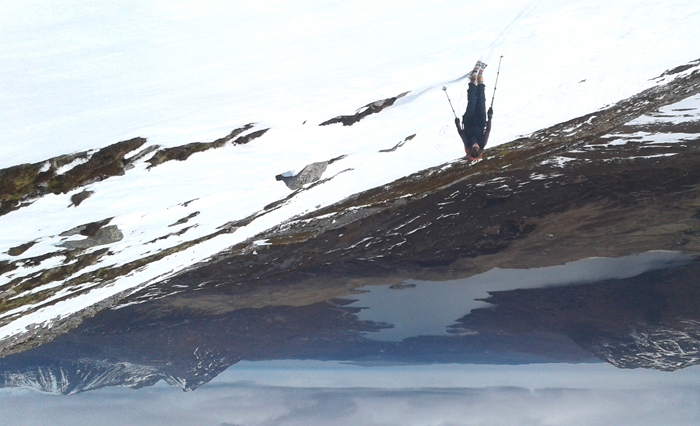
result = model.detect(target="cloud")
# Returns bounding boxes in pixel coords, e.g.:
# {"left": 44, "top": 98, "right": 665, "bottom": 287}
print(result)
{"left": 6, "top": 362, "right": 699, "bottom": 426}
{"left": 3, "top": 380, "right": 699, "bottom": 426}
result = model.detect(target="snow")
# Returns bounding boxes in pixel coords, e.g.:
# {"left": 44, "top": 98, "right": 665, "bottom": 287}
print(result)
{"left": 54, "top": 156, "right": 91, "bottom": 175}
{"left": 630, "top": 94, "right": 700, "bottom": 125}
{"left": 2, "top": 0, "right": 700, "bottom": 341}
{"left": 601, "top": 153, "right": 679, "bottom": 162}
{"left": 591, "top": 94, "right": 700, "bottom": 149}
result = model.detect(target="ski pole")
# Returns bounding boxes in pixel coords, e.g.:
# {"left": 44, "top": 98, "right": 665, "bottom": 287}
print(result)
{"left": 490, "top": 55, "right": 503, "bottom": 110}
{"left": 442, "top": 86, "right": 458, "bottom": 119}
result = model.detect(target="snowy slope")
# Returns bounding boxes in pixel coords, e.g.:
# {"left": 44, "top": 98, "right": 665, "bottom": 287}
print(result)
{"left": 1, "top": 1, "right": 700, "bottom": 344}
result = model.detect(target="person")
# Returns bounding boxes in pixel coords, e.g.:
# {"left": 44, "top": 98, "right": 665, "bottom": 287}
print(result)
{"left": 455, "top": 69, "right": 493, "bottom": 161}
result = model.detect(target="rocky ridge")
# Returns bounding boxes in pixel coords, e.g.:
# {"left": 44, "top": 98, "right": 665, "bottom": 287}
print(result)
{"left": 455, "top": 260, "right": 700, "bottom": 372}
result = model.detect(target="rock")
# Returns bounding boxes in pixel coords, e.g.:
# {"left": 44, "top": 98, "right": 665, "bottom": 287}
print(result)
{"left": 320, "top": 92, "right": 409, "bottom": 126}
{"left": 168, "top": 212, "right": 200, "bottom": 227}
{"left": 60, "top": 218, "right": 113, "bottom": 237}
{"left": 60, "top": 225, "right": 123, "bottom": 249}
{"left": 46, "top": 138, "right": 146, "bottom": 194}
{"left": 379, "top": 134, "right": 416, "bottom": 153}
{"left": 7, "top": 241, "right": 37, "bottom": 256}
{"left": 69, "top": 190, "right": 94, "bottom": 207}
{"left": 0, "top": 137, "right": 146, "bottom": 217}
{"left": 145, "top": 124, "right": 269, "bottom": 169}
{"left": 276, "top": 161, "right": 329, "bottom": 190}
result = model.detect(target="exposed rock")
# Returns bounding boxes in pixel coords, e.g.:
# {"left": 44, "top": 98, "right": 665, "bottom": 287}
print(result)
{"left": 146, "top": 225, "right": 196, "bottom": 245}
{"left": 0, "top": 137, "right": 146, "bottom": 217}
{"left": 319, "top": 92, "right": 409, "bottom": 126}
{"left": 0, "top": 261, "right": 14, "bottom": 276}
{"left": 654, "top": 58, "right": 700, "bottom": 79}
{"left": 7, "top": 241, "right": 37, "bottom": 257}
{"left": 145, "top": 124, "right": 269, "bottom": 169}
{"left": 58, "top": 218, "right": 123, "bottom": 250}
{"left": 59, "top": 218, "right": 113, "bottom": 237}
{"left": 169, "top": 212, "right": 200, "bottom": 227}
{"left": 379, "top": 134, "right": 416, "bottom": 153}
{"left": 124, "top": 145, "right": 160, "bottom": 169}
{"left": 0, "top": 163, "right": 48, "bottom": 213}
{"left": 276, "top": 162, "right": 328, "bottom": 190}
{"left": 233, "top": 128, "right": 270, "bottom": 146}
{"left": 69, "top": 190, "right": 94, "bottom": 207}
{"left": 46, "top": 138, "right": 146, "bottom": 194}
{"left": 0, "top": 227, "right": 240, "bottom": 356}
{"left": 0, "top": 248, "right": 110, "bottom": 319}
{"left": 59, "top": 225, "right": 124, "bottom": 249}
{"left": 275, "top": 155, "right": 347, "bottom": 191}
{"left": 0, "top": 125, "right": 271, "bottom": 217}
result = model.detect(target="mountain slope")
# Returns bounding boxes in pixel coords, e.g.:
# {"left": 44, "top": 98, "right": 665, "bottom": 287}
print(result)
{"left": 1, "top": 60, "right": 699, "bottom": 358}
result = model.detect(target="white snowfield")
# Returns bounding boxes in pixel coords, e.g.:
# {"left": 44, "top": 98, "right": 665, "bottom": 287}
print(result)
{"left": 1, "top": 0, "right": 700, "bottom": 342}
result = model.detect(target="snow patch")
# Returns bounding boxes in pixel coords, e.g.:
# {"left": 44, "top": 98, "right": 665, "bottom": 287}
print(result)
{"left": 541, "top": 156, "right": 577, "bottom": 168}
{"left": 628, "top": 93, "right": 700, "bottom": 125}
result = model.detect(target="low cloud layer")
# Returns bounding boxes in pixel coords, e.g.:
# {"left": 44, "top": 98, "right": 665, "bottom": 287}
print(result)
{"left": 3, "top": 363, "right": 700, "bottom": 426}
{"left": 4, "top": 385, "right": 700, "bottom": 426}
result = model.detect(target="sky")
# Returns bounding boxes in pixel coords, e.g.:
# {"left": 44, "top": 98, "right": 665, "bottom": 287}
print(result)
{"left": 2, "top": 1, "right": 700, "bottom": 424}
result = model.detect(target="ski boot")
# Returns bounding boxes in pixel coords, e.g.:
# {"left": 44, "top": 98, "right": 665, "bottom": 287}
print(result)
{"left": 469, "top": 61, "right": 483, "bottom": 84}
{"left": 477, "top": 62, "right": 487, "bottom": 85}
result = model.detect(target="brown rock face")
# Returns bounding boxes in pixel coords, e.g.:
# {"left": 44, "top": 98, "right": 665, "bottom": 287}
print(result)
{"left": 0, "top": 137, "right": 146, "bottom": 216}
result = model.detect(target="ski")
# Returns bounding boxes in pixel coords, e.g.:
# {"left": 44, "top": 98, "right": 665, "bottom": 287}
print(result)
{"left": 468, "top": 61, "right": 482, "bottom": 78}
{"left": 478, "top": 61, "right": 487, "bottom": 76}
{"left": 469, "top": 61, "right": 488, "bottom": 79}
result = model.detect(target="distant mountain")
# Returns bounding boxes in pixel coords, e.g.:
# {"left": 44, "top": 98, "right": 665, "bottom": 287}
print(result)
{"left": 3, "top": 258, "right": 699, "bottom": 394}
{"left": 0, "top": 296, "right": 596, "bottom": 394}
{"left": 455, "top": 261, "right": 700, "bottom": 372}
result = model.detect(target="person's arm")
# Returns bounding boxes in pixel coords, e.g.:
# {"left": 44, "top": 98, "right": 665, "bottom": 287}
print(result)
{"left": 455, "top": 118, "right": 473, "bottom": 156}
{"left": 481, "top": 107, "right": 493, "bottom": 149}
{"left": 455, "top": 117, "right": 465, "bottom": 141}
{"left": 456, "top": 119, "right": 471, "bottom": 155}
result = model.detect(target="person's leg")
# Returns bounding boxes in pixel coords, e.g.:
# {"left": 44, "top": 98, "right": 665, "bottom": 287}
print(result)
{"left": 463, "top": 82, "right": 478, "bottom": 126}
{"left": 474, "top": 83, "right": 487, "bottom": 131}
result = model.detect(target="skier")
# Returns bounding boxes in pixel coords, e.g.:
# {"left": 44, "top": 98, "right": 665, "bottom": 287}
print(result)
{"left": 455, "top": 61, "right": 493, "bottom": 161}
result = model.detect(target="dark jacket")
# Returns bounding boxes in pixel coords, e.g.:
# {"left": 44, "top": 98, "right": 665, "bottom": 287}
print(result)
{"left": 455, "top": 113, "right": 492, "bottom": 151}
